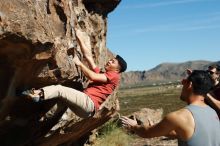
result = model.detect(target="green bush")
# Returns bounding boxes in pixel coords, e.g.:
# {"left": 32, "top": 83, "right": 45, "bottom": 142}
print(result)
{"left": 94, "top": 122, "right": 132, "bottom": 146}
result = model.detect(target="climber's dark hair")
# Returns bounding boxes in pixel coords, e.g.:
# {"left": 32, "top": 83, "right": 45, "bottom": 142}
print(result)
{"left": 116, "top": 55, "right": 127, "bottom": 73}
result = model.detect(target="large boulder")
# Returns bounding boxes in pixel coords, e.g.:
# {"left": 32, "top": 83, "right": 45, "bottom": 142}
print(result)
{"left": 0, "top": 0, "right": 121, "bottom": 145}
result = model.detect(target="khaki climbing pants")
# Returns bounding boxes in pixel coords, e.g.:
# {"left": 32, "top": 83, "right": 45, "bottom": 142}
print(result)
{"left": 42, "top": 85, "right": 95, "bottom": 118}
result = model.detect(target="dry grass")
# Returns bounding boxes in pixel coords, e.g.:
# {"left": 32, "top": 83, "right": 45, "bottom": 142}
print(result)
{"left": 118, "top": 85, "right": 186, "bottom": 115}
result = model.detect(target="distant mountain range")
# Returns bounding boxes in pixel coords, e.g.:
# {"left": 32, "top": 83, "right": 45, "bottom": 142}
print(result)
{"left": 120, "top": 60, "right": 220, "bottom": 88}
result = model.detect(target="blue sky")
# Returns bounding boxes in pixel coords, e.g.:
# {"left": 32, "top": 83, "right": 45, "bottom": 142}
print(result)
{"left": 107, "top": 0, "right": 220, "bottom": 71}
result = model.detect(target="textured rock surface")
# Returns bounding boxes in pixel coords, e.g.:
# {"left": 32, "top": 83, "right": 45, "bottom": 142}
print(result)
{"left": 0, "top": 0, "right": 121, "bottom": 145}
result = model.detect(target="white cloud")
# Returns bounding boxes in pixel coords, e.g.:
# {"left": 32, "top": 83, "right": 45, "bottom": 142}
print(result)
{"left": 109, "top": 15, "right": 220, "bottom": 37}
{"left": 134, "top": 14, "right": 220, "bottom": 33}
{"left": 134, "top": 23, "right": 220, "bottom": 33}
{"left": 123, "top": 0, "right": 214, "bottom": 9}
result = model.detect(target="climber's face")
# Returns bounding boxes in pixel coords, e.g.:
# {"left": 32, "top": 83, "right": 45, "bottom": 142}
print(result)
{"left": 105, "top": 58, "right": 120, "bottom": 72}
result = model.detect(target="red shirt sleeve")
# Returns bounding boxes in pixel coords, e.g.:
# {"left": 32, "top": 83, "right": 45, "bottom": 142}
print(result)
{"left": 104, "top": 71, "right": 120, "bottom": 83}
{"left": 93, "top": 67, "right": 100, "bottom": 73}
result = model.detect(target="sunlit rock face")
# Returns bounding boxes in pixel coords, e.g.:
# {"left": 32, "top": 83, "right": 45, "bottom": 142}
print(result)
{"left": 0, "top": 0, "right": 120, "bottom": 145}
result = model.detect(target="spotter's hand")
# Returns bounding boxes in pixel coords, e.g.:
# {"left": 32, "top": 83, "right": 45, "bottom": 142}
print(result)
{"left": 120, "top": 116, "right": 138, "bottom": 131}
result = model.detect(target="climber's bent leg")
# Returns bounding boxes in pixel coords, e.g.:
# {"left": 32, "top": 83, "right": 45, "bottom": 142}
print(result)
{"left": 42, "top": 85, "right": 94, "bottom": 118}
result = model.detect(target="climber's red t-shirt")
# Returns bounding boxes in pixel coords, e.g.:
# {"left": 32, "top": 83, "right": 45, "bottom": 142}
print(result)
{"left": 83, "top": 67, "right": 120, "bottom": 110}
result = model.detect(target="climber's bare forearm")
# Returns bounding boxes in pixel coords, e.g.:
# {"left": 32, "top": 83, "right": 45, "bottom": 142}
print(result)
{"left": 85, "top": 56, "right": 96, "bottom": 70}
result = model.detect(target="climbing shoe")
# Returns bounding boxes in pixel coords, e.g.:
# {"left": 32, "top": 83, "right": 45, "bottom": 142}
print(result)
{"left": 22, "top": 88, "right": 44, "bottom": 102}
